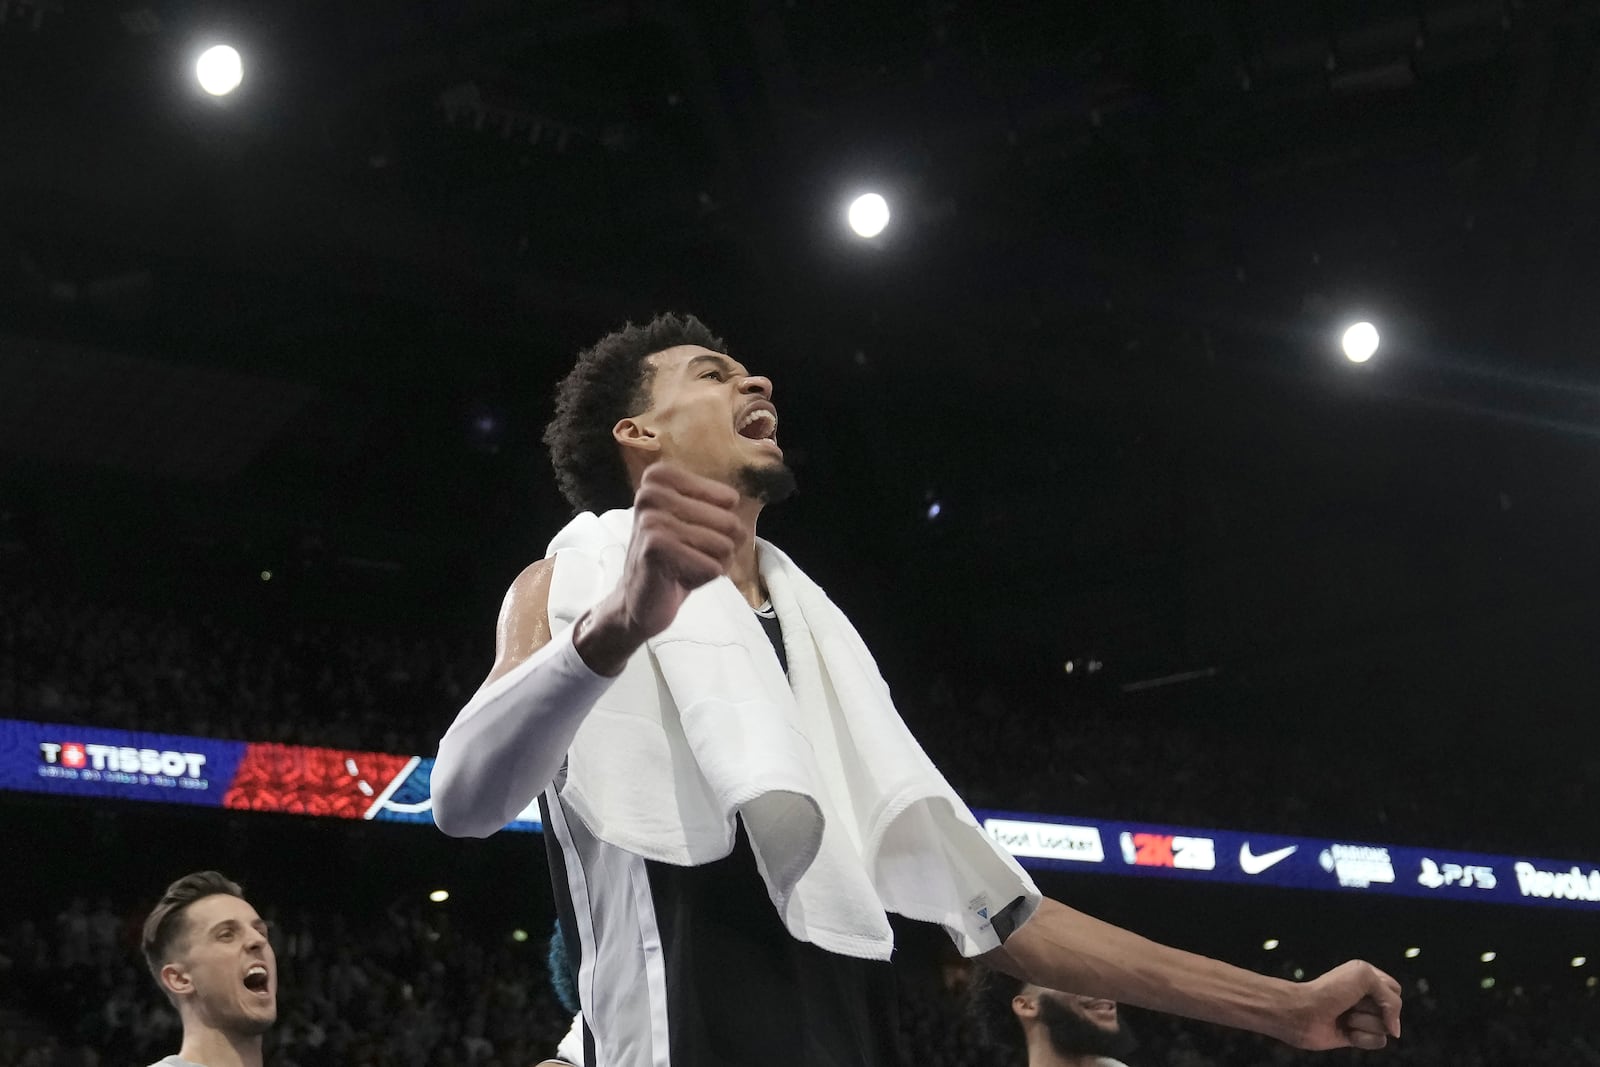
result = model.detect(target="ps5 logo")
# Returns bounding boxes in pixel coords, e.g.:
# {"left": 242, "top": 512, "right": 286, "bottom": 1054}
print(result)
{"left": 1418, "top": 858, "right": 1496, "bottom": 891}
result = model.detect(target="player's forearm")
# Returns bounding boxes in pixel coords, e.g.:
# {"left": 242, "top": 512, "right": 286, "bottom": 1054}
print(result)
{"left": 431, "top": 618, "right": 620, "bottom": 838}
{"left": 984, "top": 896, "right": 1297, "bottom": 1043}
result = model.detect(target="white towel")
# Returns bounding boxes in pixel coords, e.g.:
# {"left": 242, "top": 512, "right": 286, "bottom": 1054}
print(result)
{"left": 546, "top": 509, "right": 1039, "bottom": 960}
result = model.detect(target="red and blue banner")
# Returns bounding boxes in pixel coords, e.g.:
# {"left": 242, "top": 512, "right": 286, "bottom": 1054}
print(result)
{"left": 3, "top": 717, "right": 1595, "bottom": 912}
{"left": 0, "top": 717, "right": 540, "bottom": 831}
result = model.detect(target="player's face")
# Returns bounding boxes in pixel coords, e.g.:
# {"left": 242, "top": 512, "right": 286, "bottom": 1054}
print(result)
{"left": 1041, "top": 991, "right": 1121, "bottom": 1033}
{"left": 165, "top": 894, "right": 277, "bottom": 1036}
{"left": 622, "top": 345, "right": 790, "bottom": 498}
{"left": 1022, "top": 986, "right": 1132, "bottom": 1060}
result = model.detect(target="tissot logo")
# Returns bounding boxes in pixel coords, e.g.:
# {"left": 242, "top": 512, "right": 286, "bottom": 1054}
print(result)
{"left": 1239, "top": 843, "right": 1297, "bottom": 875}
{"left": 39, "top": 742, "right": 207, "bottom": 778}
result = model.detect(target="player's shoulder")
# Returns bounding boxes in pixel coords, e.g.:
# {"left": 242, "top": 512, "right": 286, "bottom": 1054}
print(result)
{"left": 512, "top": 556, "right": 557, "bottom": 592}
{"left": 496, "top": 557, "right": 556, "bottom": 627}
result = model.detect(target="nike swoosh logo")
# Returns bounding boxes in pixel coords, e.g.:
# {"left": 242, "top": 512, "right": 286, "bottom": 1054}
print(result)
{"left": 1239, "top": 843, "right": 1298, "bottom": 875}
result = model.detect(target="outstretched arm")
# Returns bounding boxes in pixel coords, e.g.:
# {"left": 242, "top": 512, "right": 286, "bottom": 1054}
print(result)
{"left": 981, "top": 896, "right": 1401, "bottom": 1051}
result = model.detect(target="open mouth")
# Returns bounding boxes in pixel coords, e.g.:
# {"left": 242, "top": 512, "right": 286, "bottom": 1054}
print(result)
{"left": 243, "top": 964, "right": 270, "bottom": 995}
{"left": 735, "top": 405, "right": 778, "bottom": 444}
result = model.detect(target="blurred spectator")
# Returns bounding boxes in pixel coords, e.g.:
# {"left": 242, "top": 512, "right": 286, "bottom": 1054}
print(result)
{"left": 4, "top": 896, "right": 1597, "bottom": 1066}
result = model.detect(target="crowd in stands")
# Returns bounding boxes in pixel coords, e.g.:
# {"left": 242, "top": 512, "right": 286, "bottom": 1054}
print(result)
{"left": 5, "top": 571, "right": 1600, "bottom": 1063}
{"left": 0, "top": 896, "right": 574, "bottom": 1067}
{"left": 0, "top": 585, "right": 478, "bottom": 759}
{"left": 911, "top": 676, "right": 1600, "bottom": 859}
{"left": 4, "top": 584, "right": 1597, "bottom": 858}
{"left": 1, "top": 893, "right": 1595, "bottom": 1067}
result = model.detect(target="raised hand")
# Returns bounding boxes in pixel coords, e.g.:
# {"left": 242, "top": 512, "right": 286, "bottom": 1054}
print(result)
{"left": 1283, "top": 960, "right": 1402, "bottom": 1051}
{"left": 562, "top": 462, "right": 748, "bottom": 683}
{"left": 608, "top": 461, "right": 743, "bottom": 640}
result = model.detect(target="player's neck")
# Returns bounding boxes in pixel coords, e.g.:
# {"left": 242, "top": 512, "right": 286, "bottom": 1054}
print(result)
{"left": 730, "top": 496, "right": 764, "bottom": 607}
{"left": 1025, "top": 1034, "right": 1103, "bottom": 1067}
{"left": 178, "top": 1026, "right": 264, "bottom": 1067}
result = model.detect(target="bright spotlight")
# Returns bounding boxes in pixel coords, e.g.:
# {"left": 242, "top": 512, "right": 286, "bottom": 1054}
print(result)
{"left": 1341, "top": 321, "right": 1379, "bottom": 363}
{"left": 512, "top": 929, "right": 529, "bottom": 943}
{"left": 1480, "top": 976, "right": 1496, "bottom": 989}
{"left": 926, "top": 501, "right": 942, "bottom": 520}
{"left": 1573, "top": 956, "right": 1588, "bottom": 968}
{"left": 847, "top": 193, "right": 890, "bottom": 238}
{"left": 1262, "top": 939, "right": 1280, "bottom": 951}
{"left": 1480, "top": 950, "right": 1496, "bottom": 963}
{"left": 196, "top": 45, "right": 243, "bottom": 96}
{"left": 1404, "top": 947, "right": 1421, "bottom": 959}
{"left": 428, "top": 889, "right": 449, "bottom": 903}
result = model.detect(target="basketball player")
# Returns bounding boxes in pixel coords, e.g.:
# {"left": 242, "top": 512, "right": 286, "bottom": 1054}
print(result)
{"left": 432, "top": 314, "right": 1401, "bottom": 1067}
{"left": 140, "top": 871, "right": 276, "bottom": 1067}
{"left": 972, "top": 967, "right": 1136, "bottom": 1067}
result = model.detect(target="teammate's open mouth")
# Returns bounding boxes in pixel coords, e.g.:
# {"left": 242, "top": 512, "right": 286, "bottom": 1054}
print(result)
{"left": 243, "top": 964, "right": 270, "bottom": 994}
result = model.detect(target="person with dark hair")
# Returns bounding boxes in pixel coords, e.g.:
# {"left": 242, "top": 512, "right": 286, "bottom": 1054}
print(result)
{"left": 541, "top": 920, "right": 584, "bottom": 1067}
{"left": 139, "top": 871, "right": 275, "bottom": 1067}
{"left": 971, "top": 967, "right": 1135, "bottom": 1067}
{"left": 431, "top": 313, "right": 1402, "bottom": 1067}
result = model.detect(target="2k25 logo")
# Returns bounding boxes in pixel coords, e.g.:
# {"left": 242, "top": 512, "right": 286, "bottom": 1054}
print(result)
{"left": 1119, "top": 832, "right": 1216, "bottom": 871}
{"left": 1418, "top": 858, "right": 1496, "bottom": 891}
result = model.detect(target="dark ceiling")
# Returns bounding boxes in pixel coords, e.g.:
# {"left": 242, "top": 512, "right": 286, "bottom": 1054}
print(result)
{"left": 6, "top": 0, "right": 1600, "bottom": 757}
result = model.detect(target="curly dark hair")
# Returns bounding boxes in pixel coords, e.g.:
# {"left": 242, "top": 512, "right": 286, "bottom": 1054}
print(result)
{"left": 968, "top": 965, "right": 1027, "bottom": 1058}
{"left": 543, "top": 312, "right": 726, "bottom": 514}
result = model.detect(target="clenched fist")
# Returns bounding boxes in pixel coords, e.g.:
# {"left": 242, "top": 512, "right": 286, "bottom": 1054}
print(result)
{"left": 575, "top": 463, "right": 744, "bottom": 674}
{"left": 1282, "top": 960, "right": 1402, "bottom": 1051}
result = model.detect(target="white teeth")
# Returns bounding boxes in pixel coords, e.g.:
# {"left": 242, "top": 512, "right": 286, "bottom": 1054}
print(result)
{"left": 738, "top": 409, "right": 776, "bottom": 437}
{"left": 246, "top": 965, "right": 267, "bottom": 978}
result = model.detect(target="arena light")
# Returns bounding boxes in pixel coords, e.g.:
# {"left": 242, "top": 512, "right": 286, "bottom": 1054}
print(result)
{"left": 847, "top": 193, "right": 891, "bottom": 238}
{"left": 428, "top": 889, "right": 449, "bottom": 903}
{"left": 1479, "top": 950, "right": 1496, "bottom": 963}
{"left": 259, "top": 570, "right": 272, "bottom": 582}
{"left": 512, "top": 929, "right": 529, "bottom": 943}
{"left": 1262, "top": 939, "right": 1280, "bottom": 951}
{"left": 1480, "top": 976, "right": 1495, "bottom": 989}
{"left": 196, "top": 44, "right": 243, "bottom": 96}
{"left": 1341, "top": 321, "right": 1380, "bottom": 363}
{"left": 1573, "top": 956, "right": 1588, "bottom": 967}
{"left": 1404, "top": 947, "right": 1421, "bottom": 959}
{"left": 926, "top": 501, "right": 942, "bottom": 520}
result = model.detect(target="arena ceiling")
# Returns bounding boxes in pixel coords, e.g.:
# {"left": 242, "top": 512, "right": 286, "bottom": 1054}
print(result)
{"left": 5, "top": 0, "right": 1600, "bottom": 751}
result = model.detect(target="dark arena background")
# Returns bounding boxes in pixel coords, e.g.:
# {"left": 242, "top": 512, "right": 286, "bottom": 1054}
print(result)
{"left": 3, "top": 1, "right": 1600, "bottom": 1064}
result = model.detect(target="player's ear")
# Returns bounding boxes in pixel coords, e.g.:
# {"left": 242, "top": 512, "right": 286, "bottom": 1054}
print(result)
{"left": 1011, "top": 990, "right": 1039, "bottom": 1021}
{"left": 160, "top": 960, "right": 194, "bottom": 999}
{"left": 614, "top": 417, "right": 660, "bottom": 456}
